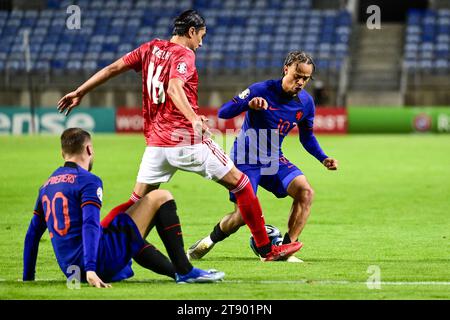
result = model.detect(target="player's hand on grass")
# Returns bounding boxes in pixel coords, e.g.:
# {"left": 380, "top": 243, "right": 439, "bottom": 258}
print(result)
{"left": 192, "top": 115, "right": 212, "bottom": 139}
{"left": 57, "top": 90, "right": 83, "bottom": 116}
{"left": 86, "top": 271, "right": 111, "bottom": 288}
{"left": 249, "top": 97, "right": 268, "bottom": 111}
{"left": 323, "top": 158, "right": 338, "bottom": 170}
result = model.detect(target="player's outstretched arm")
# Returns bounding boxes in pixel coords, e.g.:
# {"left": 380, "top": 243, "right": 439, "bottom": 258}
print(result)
{"left": 23, "top": 215, "right": 47, "bottom": 281}
{"left": 219, "top": 96, "right": 267, "bottom": 119}
{"left": 81, "top": 203, "right": 103, "bottom": 282}
{"left": 299, "top": 93, "right": 338, "bottom": 170}
{"left": 57, "top": 59, "right": 131, "bottom": 116}
{"left": 298, "top": 126, "right": 338, "bottom": 170}
{"left": 298, "top": 124, "right": 329, "bottom": 162}
{"left": 217, "top": 97, "right": 250, "bottom": 119}
{"left": 83, "top": 206, "right": 111, "bottom": 288}
{"left": 218, "top": 84, "right": 265, "bottom": 119}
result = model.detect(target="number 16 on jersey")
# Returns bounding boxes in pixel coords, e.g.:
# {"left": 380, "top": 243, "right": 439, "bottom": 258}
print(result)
{"left": 147, "top": 61, "right": 166, "bottom": 104}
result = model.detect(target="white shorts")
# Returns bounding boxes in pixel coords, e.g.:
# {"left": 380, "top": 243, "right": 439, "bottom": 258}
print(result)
{"left": 136, "top": 139, "right": 234, "bottom": 185}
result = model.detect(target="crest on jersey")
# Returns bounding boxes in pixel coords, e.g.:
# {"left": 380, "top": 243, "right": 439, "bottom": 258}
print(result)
{"left": 296, "top": 111, "right": 303, "bottom": 121}
{"left": 238, "top": 88, "right": 250, "bottom": 99}
{"left": 177, "top": 62, "right": 187, "bottom": 74}
{"left": 97, "top": 187, "right": 103, "bottom": 202}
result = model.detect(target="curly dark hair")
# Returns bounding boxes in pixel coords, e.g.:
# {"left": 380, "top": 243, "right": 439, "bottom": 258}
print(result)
{"left": 283, "top": 51, "right": 316, "bottom": 79}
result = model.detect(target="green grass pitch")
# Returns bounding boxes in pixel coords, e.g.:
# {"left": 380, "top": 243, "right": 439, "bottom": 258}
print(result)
{"left": 0, "top": 133, "right": 449, "bottom": 300}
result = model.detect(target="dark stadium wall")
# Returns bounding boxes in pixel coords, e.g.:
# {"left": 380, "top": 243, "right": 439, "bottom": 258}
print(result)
{"left": 11, "top": 0, "right": 47, "bottom": 10}
{"left": 358, "top": 0, "right": 429, "bottom": 22}
{"left": 0, "top": 0, "right": 12, "bottom": 10}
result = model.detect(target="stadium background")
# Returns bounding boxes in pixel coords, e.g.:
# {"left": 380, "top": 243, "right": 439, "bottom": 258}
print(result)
{"left": 0, "top": 0, "right": 449, "bottom": 301}
{"left": 0, "top": 0, "right": 449, "bottom": 134}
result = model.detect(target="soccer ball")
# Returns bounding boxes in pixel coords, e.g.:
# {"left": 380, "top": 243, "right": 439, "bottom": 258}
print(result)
{"left": 249, "top": 224, "right": 283, "bottom": 256}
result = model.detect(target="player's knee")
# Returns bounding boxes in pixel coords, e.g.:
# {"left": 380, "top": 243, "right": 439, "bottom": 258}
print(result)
{"left": 146, "top": 189, "right": 174, "bottom": 208}
{"left": 295, "top": 187, "right": 314, "bottom": 205}
{"left": 221, "top": 167, "right": 246, "bottom": 190}
{"left": 304, "top": 187, "right": 314, "bottom": 205}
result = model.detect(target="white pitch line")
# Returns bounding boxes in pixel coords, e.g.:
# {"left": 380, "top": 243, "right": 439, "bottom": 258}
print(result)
{"left": 35, "top": 279, "right": 58, "bottom": 282}
{"left": 4, "top": 279, "right": 449, "bottom": 286}
{"left": 225, "top": 280, "right": 450, "bottom": 286}
{"left": 373, "top": 282, "right": 450, "bottom": 286}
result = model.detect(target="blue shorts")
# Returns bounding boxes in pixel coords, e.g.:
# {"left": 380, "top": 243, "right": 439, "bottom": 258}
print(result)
{"left": 96, "top": 213, "right": 145, "bottom": 282}
{"left": 230, "top": 156, "right": 303, "bottom": 202}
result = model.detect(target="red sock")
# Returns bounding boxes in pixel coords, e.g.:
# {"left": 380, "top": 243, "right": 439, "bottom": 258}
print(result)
{"left": 100, "top": 192, "right": 141, "bottom": 228}
{"left": 231, "top": 175, "right": 270, "bottom": 248}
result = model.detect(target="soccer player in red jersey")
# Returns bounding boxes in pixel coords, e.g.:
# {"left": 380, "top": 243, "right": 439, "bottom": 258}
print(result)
{"left": 58, "top": 10, "right": 301, "bottom": 261}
